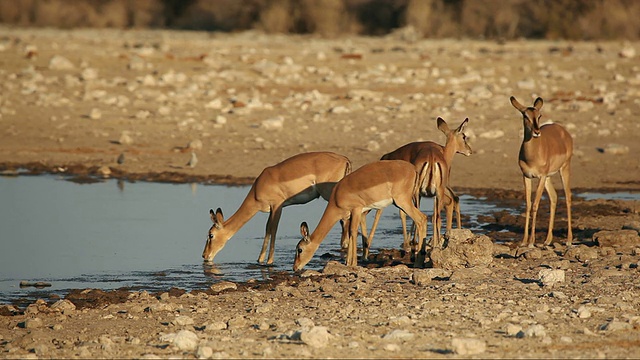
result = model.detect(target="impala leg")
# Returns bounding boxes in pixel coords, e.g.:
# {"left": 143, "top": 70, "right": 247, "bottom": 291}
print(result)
{"left": 560, "top": 163, "right": 573, "bottom": 246}
{"left": 258, "top": 208, "right": 275, "bottom": 264}
{"left": 432, "top": 193, "right": 444, "bottom": 249}
{"left": 530, "top": 176, "right": 547, "bottom": 247}
{"left": 543, "top": 177, "right": 557, "bottom": 246}
{"left": 347, "top": 211, "right": 361, "bottom": 267}
{"left": 522, "top": 176, "right": 533, "bottom": 247}
{"left": 445, "top": 192, "right": 454, "bottom": 233}
{"left": 399, "top": 209, "right": 411, "bottom": 251}
{"left": 453, "top": 191, "right": 461, "bottom": 229}
{"left": 339, "top": 219, "right": 349, "bottom": 249}
{"left": 363, "top": 209, "right": 383, "bottom": 261}
{"left": 265, "top": 206, "right": 283, "bottom": 265}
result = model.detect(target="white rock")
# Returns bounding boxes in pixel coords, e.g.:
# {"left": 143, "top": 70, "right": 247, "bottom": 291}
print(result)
{"left": 577, "top": 306, "right": 592, "bottom": 319}
{"left": 161, "top": 330, "right": 199, "bottom": 351}
{"left": 517, "top": 79, "right": 536, "bottom": 90}
{"left": 172, "top": 315, "right": 195, "bottom": 326}
{"left": 523, "top": 324, "right": 547, "bottom": 338}
{"left": 451, "top": 338, "right": 486, "bottom": 355}
{"left": 206, "top": 321, "right": 228, "bottom": 331}
{"left": 197, "top": 346, "right": 213, "bottom": 359}
{"left": 119, "top": 132, "right": 133, "bottom": 145}
{"left": 602, "top": 143, "right": 629, "bottom": 155}
{"left": 49, "top": 55, "right": 75, "bottom": 70}
{"left": 382, "top": 329, "right": 414, "bottom": 341}
{"left": 619, "top": 46, "right": 636, "bottom": 58}
{"left": 81, "top": 68, "right": 98, "bottom": 81}
{"left": 50, "top": 299, "right": 76, "bottom": 312}
{"left": 87, "top": 108, "right": 101, "bottom": 120}
{"left": 538, "top": 269, "right": 565, "bottom": 287}
{"left": 261, "top": 116, "right": 284, "bottom": 130}
{"left": 214, "top": 115, "right": 227, "bottom": 125}
{"left": 366, "top": 140, "right": 380, "bottom": 152}
{"left": 329, "top": 105, "right": 350, "bottom": 114}
{"left": 295, "top": 317, "right": 315, "bottom": 329}
{"left": 299, "top": 326, "right": 332, "bottom": 348}
{"left": 505, "top": 323, "right": 523, "bottom": 337}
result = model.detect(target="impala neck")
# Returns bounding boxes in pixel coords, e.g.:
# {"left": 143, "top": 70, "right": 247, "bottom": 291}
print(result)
{"left": 308, "top": 205, "right": 344, "bottom": 247}
{"left": 223, "top": 188, "right": 261, "bottom": 236}
{"left": 442, "top": 137, "right": 457, "bottom": 165}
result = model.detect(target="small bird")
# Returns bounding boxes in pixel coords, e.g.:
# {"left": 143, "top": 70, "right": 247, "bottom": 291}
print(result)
{"left": 187, "top": 152, "right": 198, "bottom": 168}
{"left": 117, "top": 153, "right": 125, "bottom": 165}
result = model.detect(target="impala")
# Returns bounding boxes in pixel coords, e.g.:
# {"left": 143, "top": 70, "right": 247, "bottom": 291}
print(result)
{"left": 203, "top": 152, "right": 352, "bottom": 265}
{"left": 293, "top": 160, "right": 427, "bottom": 271}
{"left": 510, "top": 96, "right": 573, "bottom": 247}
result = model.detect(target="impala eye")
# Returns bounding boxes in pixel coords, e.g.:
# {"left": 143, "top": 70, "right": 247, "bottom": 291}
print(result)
{"left": 297, "top": 247, "right": 303, "bottom": 254}
{"left": 208, "top": 233, "right": 214, "bottom": 240}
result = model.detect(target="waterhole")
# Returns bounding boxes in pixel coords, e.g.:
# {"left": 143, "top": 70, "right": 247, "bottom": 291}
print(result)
{"left": 1, "top": 175, "right": 636, "bottom": 305}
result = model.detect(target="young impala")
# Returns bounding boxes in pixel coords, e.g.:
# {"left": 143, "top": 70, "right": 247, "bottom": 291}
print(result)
{"left": 293, "top": 160, "right": 427, "bottom": 271}
{"left": 203, "top": 152, "right": 352, "bottom": 265}
{"left": 376, "top": 117, "right": 471, "bottom": 255}
{"left": 510, "top": 96, "right": 573, "bottom": 247}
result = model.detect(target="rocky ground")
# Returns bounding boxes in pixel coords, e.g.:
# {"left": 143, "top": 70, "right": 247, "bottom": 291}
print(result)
{"left": 1, "top": 27, "right": 640, "bottom": 358}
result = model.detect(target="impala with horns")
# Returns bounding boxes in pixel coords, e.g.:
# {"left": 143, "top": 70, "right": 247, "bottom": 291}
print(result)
{"left": 203, "top": 152, "right": 352, "bottom": 265}
{"left": 510, "top": 96, "right": 573, "bottom": 247}
{"left": 293, "top": 160, "right": 427, "bottom": 271}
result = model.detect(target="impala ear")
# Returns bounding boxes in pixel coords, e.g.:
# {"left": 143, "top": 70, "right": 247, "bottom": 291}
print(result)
{"left": 533, "top": 97, "right": 543, "bottom": 110}
{"left": 510, "top": 96, "right": 526, "bottom": 112}
{"left": 211, "top": 208, "right": 224, "bottom": 229}
{"left": 457, "top": 118, "right": 469, "bottom": 133}
{"left": 300, "top": 222, "right": 310, "bottom": 241}
{"left": 436, "top": 117, "right": 450, "bottom": 134}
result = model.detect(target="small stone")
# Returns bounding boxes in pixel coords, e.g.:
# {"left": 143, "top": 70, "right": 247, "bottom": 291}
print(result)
{"left": 49, "top": 55, "right": 75, "bottom": 70}
{"left": 382, "top": 329, "right": 414, "bottom": 341}
{"left": 97, "top": 166, "right": 111, "bottom": 177}
{"left": 523, "top": 324, "right": 547, "bottom": 338}
{"left": 210, "top": 281, "right": 237, "bottom": 293}
{"left": 172, "top": 315, "right": 194, "bottom": 326}
{"left": 23, "top": 317, "right": 43, "bottom": 329}
{"left": 538, "top": 269, "right": 565, "bottom": 287}
{"left": 187, "top": 139, "right": 203, "bottom": 150}
{"left": 366, "top": 140, "right": 380, "bottom": 152}
{"left": 601, "top": 143, "right": 629, "bottom": 155}
{"left": 505, "top": 323, "right": 523, "bottom": 337}
{"left": 261, "top": 116, "right": 284, "bottom": 130}
{"left": 227, "top": 316, "right": 247, "bottom": 330}
{"left": 383, "top": 343, "right": 401, "bottom": 351}
{"left": 451, "top": 338, "right": 486, "bottom": 355}
{"left": 206, "top": 321, "right": 227, "bottom": 331}
{"left": 81, "top": 68, "right": 98, "bottom": 81}
{"left": 172, "top": 330, "right": 199, "bottom": 351}
{"left": 295, "top": 317, "right": 315, "bottom": 329}
{"left": 619, "top": 46, "right": 636, "bottom": 58}
{"left": 577, "top": 306, "right": 592, "bottom": 319}
{"left": 50, "top": 299, "right": 76, "bottom": 312}
{"left": 299, "top": 326, "right": 332, "bottom": 348}
{"left": 214, "top": 115, "right": 227, "bottom": 125}
{"left": 329, "top": 106, "right": 350, "bottom": 114}
{"left": 196, "top": 346, "right": 213, "bottom": 359}
{"left": 118, "top": 132, "right": 133, "bottom": 145}
{"left": 89, "top": 108, "right": 102, "bottom": 120}
{"left": 600, "top": 320, "right": 632, "bottom": 332}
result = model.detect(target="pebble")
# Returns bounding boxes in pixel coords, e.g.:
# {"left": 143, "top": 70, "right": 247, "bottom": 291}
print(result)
{"left": 210, "top": 281, "right": 237, "bottom": 293}
{"left": 23, "top": 317, "right": 43, "bottom": 329}
{"left": 50, "top": 299, "right": 76, "bottom": 312}
{"left": 538, "top": 269, "right": 565, "bottom": 287}
{"left": 299, "top": 326, "right": 332, "bottom": 348}
{"left": 89, "top": 108, "right": 102, "bottom": 120}
{"left": 172, "top": 330, "right": 199, "bottom": 351}
{"left": 382, "top": 329, "right": 414, "bottom": 341}
{"left": 49, "top": 55, "right": 75, "bottom": 70}
{"left": 196, "top": 345, "right": 213, "bottom": 359}
{"left": 479, "top": 129, "right": 504, "bottom": 139}
{"left": 523, "top": 324, "right": 547, "bottom": 338}
{"left": 600, "top": 320, "right": 632, "bottom": 332}
{"left": 206, "top": 321, "right": 228, "bottom": 331}
{"left": 451, "top": 338, "right": 486, "bottom": 355}
{"left": 601, "top": 144, "right": 629, "bottom": 155}
{"left": 505, "top": 323, "right": 523, "bottom": 337}
{"left": 118, "top": 131, "right": 133, "bottom": 145}
{"left": 261, "top": 116, "right": 284, "bottom": 130}
{"left": 172, "top": 315, "right": 194, "bottom": 326}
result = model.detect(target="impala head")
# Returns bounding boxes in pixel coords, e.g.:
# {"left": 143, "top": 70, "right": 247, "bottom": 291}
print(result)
{"left": 202, "top": 208, "right": 229, "bottom": 262}
{"left": 437, "top": 117, "right": 472, "bottom": 156}
{"left": 293, "top": 222, "right": 318, "bottom": 271}
{"left": 510, "top": 96, "right": 544, "bottom": 139}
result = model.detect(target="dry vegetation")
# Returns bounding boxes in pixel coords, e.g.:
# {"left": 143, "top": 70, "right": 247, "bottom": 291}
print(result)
{"left": 1, "top": 0, "right": 640, "bottom": 40}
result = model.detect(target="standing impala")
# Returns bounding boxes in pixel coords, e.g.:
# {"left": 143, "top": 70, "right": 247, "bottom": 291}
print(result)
{"left": 377, "top": 117, "right": 471, "bottom": 253}
{"left": 510, "top": 96, "right": 573, "bottom": 247}
{"left": 203, "top": 152, "right": 352, "bottom": 265}
{"left": 293, "top": 160, "right": 427, "bottom": 271}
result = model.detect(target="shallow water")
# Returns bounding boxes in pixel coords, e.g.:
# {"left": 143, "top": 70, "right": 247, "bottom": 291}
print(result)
{"left": 1, "top": 175, "right": 636, "bottom": 305}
